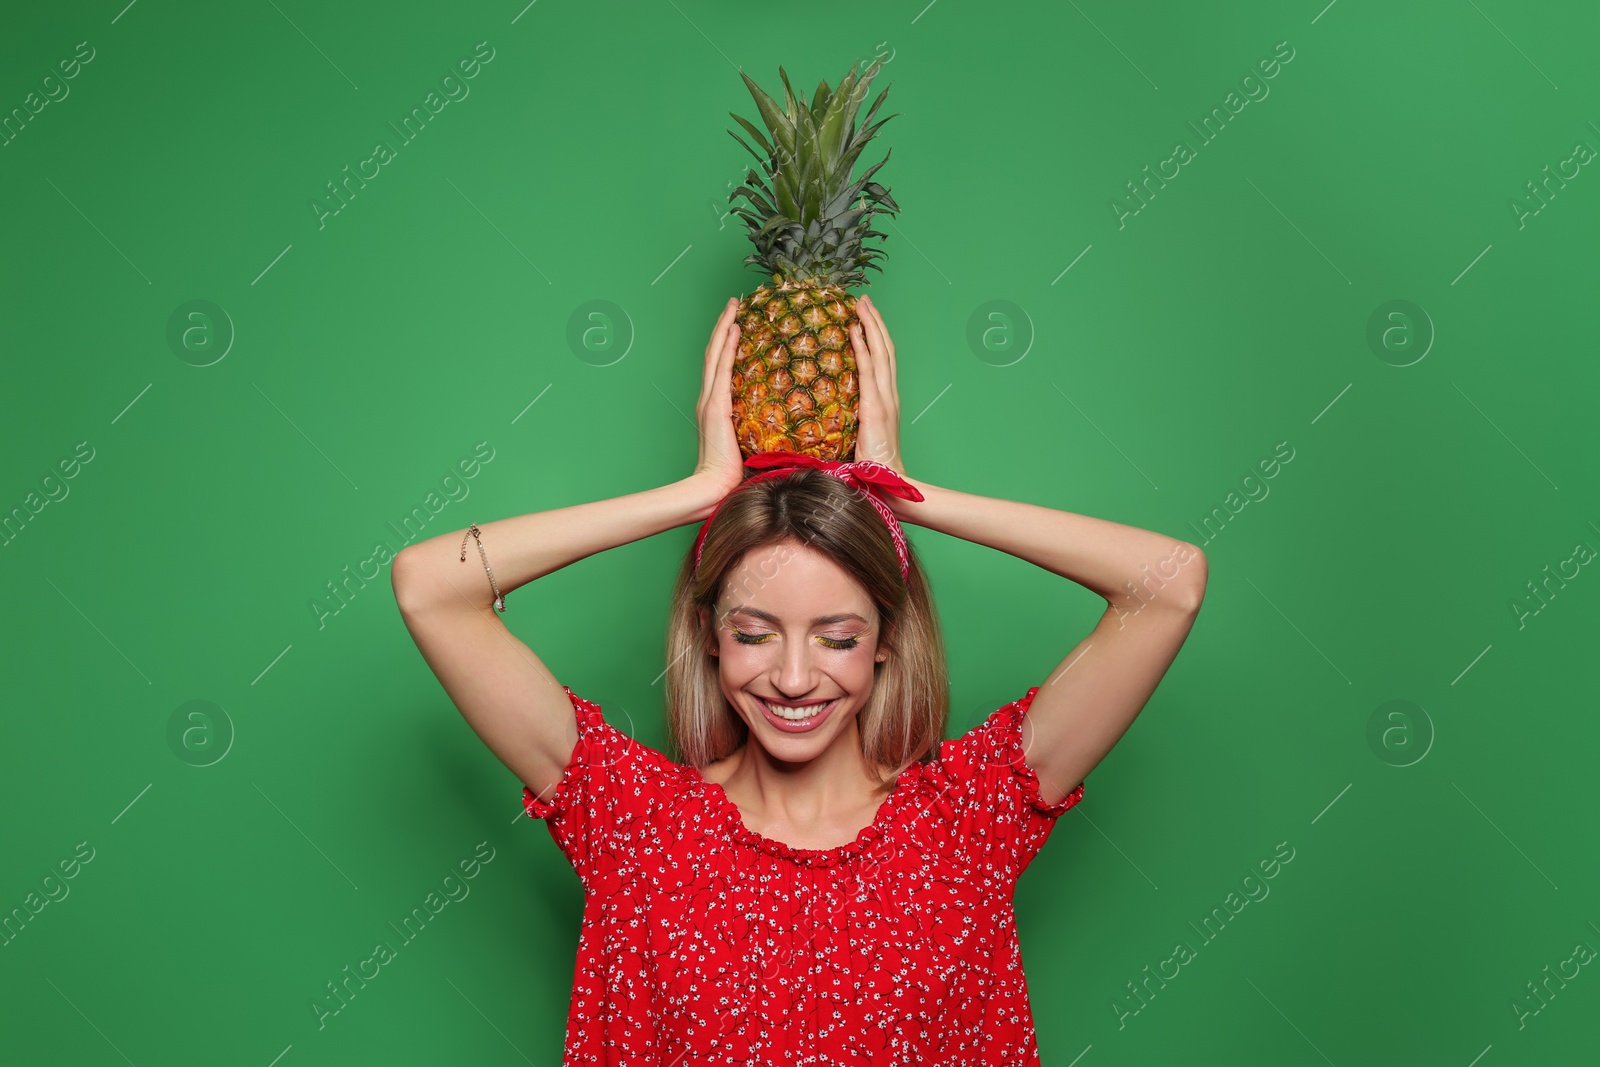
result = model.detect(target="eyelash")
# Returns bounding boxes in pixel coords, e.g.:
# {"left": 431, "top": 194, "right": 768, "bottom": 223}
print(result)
{"left": 731, "top": 627, "right": 859, "bottom": 650}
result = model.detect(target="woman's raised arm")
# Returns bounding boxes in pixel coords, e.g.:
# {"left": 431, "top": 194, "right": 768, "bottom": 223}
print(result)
{"left": 849, "top": 294, "right": 1207, "bottom": 805}
{"left": 391, "top": 300, "right": 748, "bottom": 805}
{"left": 885, "top": 478, "right": 1205, "bottom": 802}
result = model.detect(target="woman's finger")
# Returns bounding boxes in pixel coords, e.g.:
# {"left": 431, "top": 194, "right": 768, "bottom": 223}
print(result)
{"left": 702, "top": 305, "right": 733, "bottom": 396}
{"left": 858, "top": 298, "right": 896, "bottom": 412}
{"left": 865, "top": 298, "right": 897, "bottom": 400}
{"left": 701, "top": 298, "right": 739, "bottom": 404}
{"left": 851, "top": 322, "right": 879, "bottom": 406}
{"left": 718, "top": 322, "right": 740, "bottom": 398}
{"left": 853, "top": 314, "right": 890, "bottom": 414}
{"left": 709, "top": 297, "right": 737, "bottom": 351}
{"left": 851, "top": 320, "right": 898, "bottom": 471}
{"left": 858, "top": 297, "right": 892, "bottom": 371}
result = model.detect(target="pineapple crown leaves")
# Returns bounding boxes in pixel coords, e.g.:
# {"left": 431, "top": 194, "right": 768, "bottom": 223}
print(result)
{"left": 725, "top": 59, "right": 901, "bottom": 287}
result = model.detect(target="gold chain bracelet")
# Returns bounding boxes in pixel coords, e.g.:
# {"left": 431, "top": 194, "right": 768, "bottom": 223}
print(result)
{"left": 460, "top": 522, "right": 507, "bottom": 612}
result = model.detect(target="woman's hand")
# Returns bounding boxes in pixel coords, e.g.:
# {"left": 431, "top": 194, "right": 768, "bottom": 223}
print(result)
{"left": 850, "top": 294, "right": 907, "bottom": 479}
{"left": 690, "top": 297, "right": 747, "bottom": 503}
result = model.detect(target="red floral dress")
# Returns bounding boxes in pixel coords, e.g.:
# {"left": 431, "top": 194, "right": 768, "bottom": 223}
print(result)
{"left": 521, "top": 685, "right": 1085, "bottom": 1065}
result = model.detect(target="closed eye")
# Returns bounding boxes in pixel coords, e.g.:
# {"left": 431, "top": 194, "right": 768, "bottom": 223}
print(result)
{"left": 731, "top": 628, "right": 859, "bottom": 650}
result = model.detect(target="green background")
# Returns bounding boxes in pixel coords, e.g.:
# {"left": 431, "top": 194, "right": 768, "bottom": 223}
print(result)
{"left": 3, "top": 0, "right": 1598, "bottom": 1063}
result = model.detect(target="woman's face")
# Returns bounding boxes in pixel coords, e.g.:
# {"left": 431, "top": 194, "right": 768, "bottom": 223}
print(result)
{"left": 701, "top": 538, "right": 888, "bottom": 765}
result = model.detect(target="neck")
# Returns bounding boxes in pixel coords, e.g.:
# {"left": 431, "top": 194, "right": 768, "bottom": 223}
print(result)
{"left": 722, "top": 715, "right": 889, "bottom": 824}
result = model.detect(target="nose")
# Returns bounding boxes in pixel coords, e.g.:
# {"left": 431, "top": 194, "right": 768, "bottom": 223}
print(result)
{"left": 771, "top": 634, "right": 821, "bottom": 697}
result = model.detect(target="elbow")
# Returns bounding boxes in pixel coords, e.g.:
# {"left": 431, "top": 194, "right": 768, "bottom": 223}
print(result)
{"left": 1176, "top": 543, "right": 1208, "bottom": 613}
{"left": 390, "top": 546, "right": 430, "bottom": 617}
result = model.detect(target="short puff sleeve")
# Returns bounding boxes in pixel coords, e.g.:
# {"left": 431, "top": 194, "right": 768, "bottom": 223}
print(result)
{"left": 520, "top": 686, "right": 676, "bottom": 891}
{"left": 930, "top": 686, "right": 1085, "bottom": 878}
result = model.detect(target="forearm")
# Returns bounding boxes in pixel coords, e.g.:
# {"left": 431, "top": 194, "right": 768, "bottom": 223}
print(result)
{"left": 888, "top": 475, "right": 1205, "bottom": 610}
{"left": 392, "top": 475, "right": 721, "bottom": 615}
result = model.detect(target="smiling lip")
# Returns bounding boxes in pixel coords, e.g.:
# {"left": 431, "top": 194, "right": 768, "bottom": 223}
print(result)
{"left": 755, "top": 696, "right": 838, "bottom": 734}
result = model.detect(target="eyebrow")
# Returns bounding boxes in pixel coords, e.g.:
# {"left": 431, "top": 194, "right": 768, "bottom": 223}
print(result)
{"left": 724, "top": 606, "right": 869, "bottom": 627}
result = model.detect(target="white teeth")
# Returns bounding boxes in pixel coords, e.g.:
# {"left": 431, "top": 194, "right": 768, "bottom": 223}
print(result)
{"left": 761, "top": 698, "right": 833, "bottom": 721}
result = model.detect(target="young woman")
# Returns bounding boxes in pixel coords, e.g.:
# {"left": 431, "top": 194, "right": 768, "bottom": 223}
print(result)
{"left": 391, "top": 295, "right": 1207, "bottom": 1064}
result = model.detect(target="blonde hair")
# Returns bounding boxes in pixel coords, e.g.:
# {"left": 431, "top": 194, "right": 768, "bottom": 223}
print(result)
{"left": 664, "top": 467, "right": 948, "bottom": 784}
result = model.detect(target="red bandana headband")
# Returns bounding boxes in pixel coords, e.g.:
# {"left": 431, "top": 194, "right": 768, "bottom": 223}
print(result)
{"left": 692, "top": 451, "right": 926, "bottom": 583}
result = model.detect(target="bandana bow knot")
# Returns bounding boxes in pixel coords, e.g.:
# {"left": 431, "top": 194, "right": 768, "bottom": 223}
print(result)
{"left": 692, "top": 451, "right": 925, "bottom": 583}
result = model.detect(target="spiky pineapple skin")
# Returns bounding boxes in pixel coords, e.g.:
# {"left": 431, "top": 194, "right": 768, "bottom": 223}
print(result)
{"left": 730, "top": 282, "right": 860, "bottom": 461}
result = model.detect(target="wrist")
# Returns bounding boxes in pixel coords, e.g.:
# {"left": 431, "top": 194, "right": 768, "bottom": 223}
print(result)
{"left": 675, "top": 474, "right": 733, "bottom": 524}
{"left": 888, "top": 473, "right": 935, "bottom": 526}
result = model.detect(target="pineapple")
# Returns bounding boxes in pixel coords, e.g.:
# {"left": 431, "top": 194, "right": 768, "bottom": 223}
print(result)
{"left": 725, "top": 60, "right": 900, "bottom": 460}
